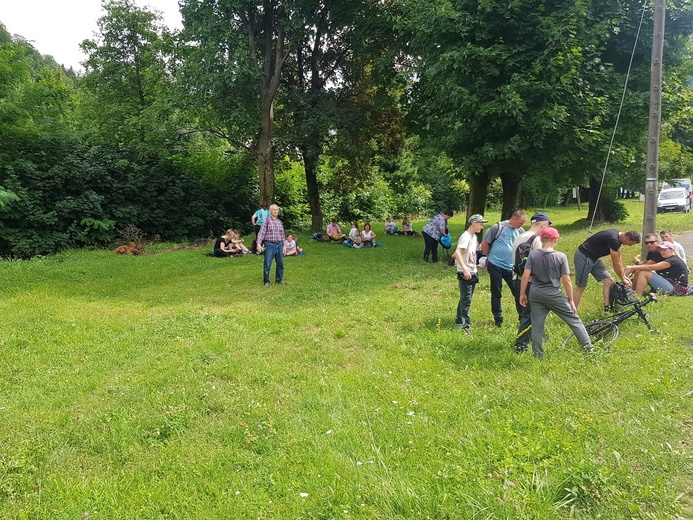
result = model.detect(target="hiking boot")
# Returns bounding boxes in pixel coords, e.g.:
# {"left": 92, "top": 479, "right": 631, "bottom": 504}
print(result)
{"left": 514, "top": 344, "right": 528, "bottom": 353}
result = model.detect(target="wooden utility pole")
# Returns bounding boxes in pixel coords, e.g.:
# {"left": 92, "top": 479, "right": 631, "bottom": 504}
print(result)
{"left": 642, "top": 0, "right": 666, "bottom": 245}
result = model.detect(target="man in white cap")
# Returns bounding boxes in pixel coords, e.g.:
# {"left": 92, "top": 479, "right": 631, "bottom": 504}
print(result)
{"left": 452, "top": 214, "right": 488, "bottom": 334}
{"left": 511, "top": 211, "right": 551, "bottom": 352}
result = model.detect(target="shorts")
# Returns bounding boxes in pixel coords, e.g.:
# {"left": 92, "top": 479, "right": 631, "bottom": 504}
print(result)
{"left": 574, "top": 249, "right": 613, "bottom": 287}
{"left": 648, "top": 272, "right": 674, "bottom": 294}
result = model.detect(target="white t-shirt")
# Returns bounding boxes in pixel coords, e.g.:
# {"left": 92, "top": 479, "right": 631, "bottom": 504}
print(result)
{"left": 455, "top": 231, "right": 478, "bottom": 274}
{"left": 362, "top": 230, "right": 374, "bottom": 240}
{"left": 349, "top": 227, "right": 359, "bottom": 239}
{"left": 511, "top": 230, "right": 542, "bottom": 280}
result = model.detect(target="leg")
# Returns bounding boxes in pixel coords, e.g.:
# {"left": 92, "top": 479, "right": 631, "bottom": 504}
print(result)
{"left": 529, "top": 296, "right": 549, "bottom": 358}
{"left": 423, "top": 232, "right": 436, "bottom": 261}
{"left": 514, "top": 280, "right": 531, "bottom": 350}
{"left": 572, "top": 250, "right": 592, "bottom": 309}
{"left": 573, "top": 285, "right": 586, "bottom": 309}
{"left": 456, "top": 279, "right": 475, "bottom": 329}
{"left": 547, "top": 295, "right": 592, "bottom": 348}
{"left": 633, "top": 271, "right": 652, "bottom": 295}
{"left": 487, "top": 262, "right": 504, "bottom": 326}
{"left": 275, "top": 245, "right": 285, "bottom": 283}
{"left": 262, "top": 244, "right": 274, "bottom": 285}
{"left": 602, "top": 277, "right": 614, "bottom": 307}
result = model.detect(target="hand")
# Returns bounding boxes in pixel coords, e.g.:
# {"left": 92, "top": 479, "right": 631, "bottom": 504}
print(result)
{"left": 622, "top": 278, "right": 632, "bottom": 287}
{"left": 519, "top": 294, "right": 528, "bottom": 307}
{"left": 569, "top": 299, "right": 578, "bottom": 314}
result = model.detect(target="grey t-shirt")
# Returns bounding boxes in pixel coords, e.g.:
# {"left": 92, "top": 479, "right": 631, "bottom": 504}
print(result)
{"left": 525, "top": 248, "right": 570, "bottom": 293}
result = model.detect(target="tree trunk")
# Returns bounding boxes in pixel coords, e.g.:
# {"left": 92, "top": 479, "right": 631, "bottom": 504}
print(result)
{"left": 588, "top": 177, "right": 604, "bottom": 222}
{"left": 301, "top": 144, "right": 323, "bottom": 232}
{"left": 468, "top": 170, "right": 490, "bottom": 220}
{"left": 258, "top": 96, "right": 275, "bottom": 206}
{"left": 499, "top": 171, "right": 522, "bottom": 220}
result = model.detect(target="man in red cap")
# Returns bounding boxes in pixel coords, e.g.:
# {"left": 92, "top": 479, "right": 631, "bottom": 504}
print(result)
{"left": 519, "top": 227, "right": 593, "bottom": 358}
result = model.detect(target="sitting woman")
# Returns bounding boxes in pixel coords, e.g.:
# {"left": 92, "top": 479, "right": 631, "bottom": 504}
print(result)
{"left": 213, "top": 230, "right": 240, "bottom": 257}
{"left": 384, "top": 216, "right": 398, "bottom": 235}
{"left": 625, "top": 241, "right": 689, "bottom": 295}
{"left": 401, "top": 217, "right": 418, "bottom": 236}
{"left": 231, "top": 230, "right": 252, "bottom": 254}
{"left": 284, "top": 233, "right": 298, "bottom": 256}
{"left": 361, "top": 222, "right": 377, "bottom": 247}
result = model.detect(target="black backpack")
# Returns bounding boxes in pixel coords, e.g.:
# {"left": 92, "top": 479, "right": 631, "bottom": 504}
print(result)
{"left": 609, "top": 282, "right": 636, "bottom": 307}
{"left": 512, "top": 234, "right": 536, "bottom": 277}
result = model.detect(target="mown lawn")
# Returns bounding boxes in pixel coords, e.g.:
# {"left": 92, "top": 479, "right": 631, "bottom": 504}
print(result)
{"left": 0, "top": 200, "right": 691, "bottom": 519}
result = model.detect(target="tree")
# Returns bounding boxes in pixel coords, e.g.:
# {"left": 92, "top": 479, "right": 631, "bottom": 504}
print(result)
{"left": 178, "top": 0, "right": 291, "bottom": 206}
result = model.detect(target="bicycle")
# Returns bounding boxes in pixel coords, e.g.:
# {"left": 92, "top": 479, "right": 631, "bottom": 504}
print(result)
{"left": 562, "top": 293, "right": 659, "bottom": 350}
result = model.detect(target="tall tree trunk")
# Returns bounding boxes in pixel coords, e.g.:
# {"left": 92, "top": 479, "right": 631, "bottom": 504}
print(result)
{"left": 301, "top": 144, "right": 323, "bottom": 232}
{"left": 258, "top": 96, "right": 275, "bottom": 206}
{"left": 468, "top": 170, "right": 490, "bottom": 220}
{"left": 499, "top": 171, "right": 522, "bottom": 220}
{"left": 588, "top": 176, "right": 604, "bottom": 222}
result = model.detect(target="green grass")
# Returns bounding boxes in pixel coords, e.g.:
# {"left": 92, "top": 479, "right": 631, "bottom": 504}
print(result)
{"left": 0, "top": 200, "right": 691, "bottom": 519}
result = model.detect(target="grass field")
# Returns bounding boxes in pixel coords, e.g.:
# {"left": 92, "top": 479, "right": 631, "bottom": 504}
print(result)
{"left": 0, "top": 200, "right": 691, "bottom": 519}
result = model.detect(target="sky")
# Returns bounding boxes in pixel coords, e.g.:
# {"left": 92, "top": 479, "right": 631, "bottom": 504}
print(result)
{"left": 0, "top": 0, "right": 183, "bottom": 71}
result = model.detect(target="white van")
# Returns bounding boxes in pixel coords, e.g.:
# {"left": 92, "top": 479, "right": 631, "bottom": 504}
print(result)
{"left": 657, "top": 187, "right": 691, "bottom": 213}
{"left": 662, "top": 178, "right": 692, "bottom": 197}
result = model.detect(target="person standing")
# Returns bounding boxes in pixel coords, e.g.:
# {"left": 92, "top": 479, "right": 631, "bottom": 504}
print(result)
{"left": 453, "top": 214, "right": 488, "bottom": 334}
{"left": 480, "top": 210, "right": 527, "bottom": 327}
{"left": 251, "top": 203, "right": 270, "bottom": 236}
{"left": 511, "top": 211, "right": 551, "bottom": 352}
{"left": 573, "top": 229, "right": 640, "bottom": 310}
{"left": 256, "top": 204, "right": 286, "bottom": 287}
{"left": 422, "top": 210, "right": 453, "bottom": 263}
{"left": 519, "top": 227, "right": 594, "bottom": 358}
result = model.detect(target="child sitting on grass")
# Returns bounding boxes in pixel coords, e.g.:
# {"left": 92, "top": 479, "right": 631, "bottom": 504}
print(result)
{"left": 284, "top": 234, "right": 298, "bottom": 256}
{"left": 231, "top": 231, "right": 252, "bottom": 254}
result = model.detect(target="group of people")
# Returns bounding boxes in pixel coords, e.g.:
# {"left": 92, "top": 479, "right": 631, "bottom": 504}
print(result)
{"left": 449, "top": 209, "right": 689, "bottom": 358}
{"left": 385, "top": 216, "right": 419, "bottom": 236}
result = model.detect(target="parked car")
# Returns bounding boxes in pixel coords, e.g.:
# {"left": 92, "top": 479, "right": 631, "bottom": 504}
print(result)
{"left": 662, "top": 178, "right": 692, "bottom": 198}
{"left": 657, "top": 187, "right": 691, "bottom": 213}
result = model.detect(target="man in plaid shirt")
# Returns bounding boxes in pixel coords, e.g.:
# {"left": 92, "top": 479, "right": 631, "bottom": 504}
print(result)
{"left": 257, "top": 204, "right": 286, "bottom": 286}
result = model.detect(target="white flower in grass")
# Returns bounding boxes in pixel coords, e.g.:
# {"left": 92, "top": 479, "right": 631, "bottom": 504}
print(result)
{"left": 392, "top": 400, "right": 398, "bottom": 404}
{"left": 326, "top": 429, "right": 332, "bottom": 435}
{"left": 300, "top": 492, "right": 309, "bottom": 498}
{"left": 235, "top": 491, "right": 241, "bottom": 495}
{"left": 407, "top": 411, "right": 415, "bottom": 416}
{"left": 357, "top": 461, "right": 363, "bottom": 466}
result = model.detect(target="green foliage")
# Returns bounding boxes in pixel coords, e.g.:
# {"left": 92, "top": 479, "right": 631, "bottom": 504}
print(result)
{"left": 600, "top": 198, "right": 629, "bottom": 223}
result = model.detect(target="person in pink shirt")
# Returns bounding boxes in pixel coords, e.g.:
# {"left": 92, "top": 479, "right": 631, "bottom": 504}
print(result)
{"left": 326, "top": 219, "right": 345, "bottom": 242}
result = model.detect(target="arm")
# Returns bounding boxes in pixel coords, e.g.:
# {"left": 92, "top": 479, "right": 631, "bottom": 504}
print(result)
{"left": 519, "top": 269, "right": 531, "bottom": 306}
{"left": 609, "top": 249, "right": 632, "bottom": 287}
{"left": 625, "top": 260, "right": 671, "bottom": 274}
{"left": 453, "top": 248, "right": 470, "bottom": 279}
{"left": 251, "top": 212, "right": 257, "bottom": 225}
{"left": 561, "top": 274, "right": 577, "bottom": 313}
{"left": 481, "top": 240, "right": 491, "bottom": 256}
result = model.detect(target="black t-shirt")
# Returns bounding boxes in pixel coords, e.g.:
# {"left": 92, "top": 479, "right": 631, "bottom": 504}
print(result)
{"left": 214, "top": 236, "right": 227, "bottom": 252}
{"left": 646, "top": 250, "right": 664, "bottom": 263}
{"left": 578, "top": 229, "right": 621, "bottom": 261}
{"left": 658, "top": 255, "right": 689, "bottom": 286}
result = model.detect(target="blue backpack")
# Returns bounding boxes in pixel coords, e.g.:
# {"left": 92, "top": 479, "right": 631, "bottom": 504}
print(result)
{"left": 440, "top": 234, "right": 451, "bottom": 248}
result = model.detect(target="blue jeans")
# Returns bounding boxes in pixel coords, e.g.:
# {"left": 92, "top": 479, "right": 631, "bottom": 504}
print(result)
{"left": 487, "top": 261, "right": 519, "bottom": 324}
{"left": 263, "top": 242, "right": 284, "bottom": 284}
{"left": 456, "top": 277, "right": 476, "bottom": 329}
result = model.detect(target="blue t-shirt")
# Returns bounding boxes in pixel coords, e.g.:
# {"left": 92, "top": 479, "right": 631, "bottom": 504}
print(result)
{"left": 485, "top": 221, "right": 522, "bottom": 271}
{"left": 254, "top": 208, "right": 270, "bottom": 226}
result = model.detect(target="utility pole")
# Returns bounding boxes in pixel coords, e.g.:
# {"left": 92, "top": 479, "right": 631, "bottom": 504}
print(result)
{"left": 642, "top": 0, "right": 666, "bottom": 247}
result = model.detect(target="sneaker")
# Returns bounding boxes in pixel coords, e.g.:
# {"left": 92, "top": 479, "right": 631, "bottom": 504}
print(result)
{"left": 494, "top": 320, "right": 503, "bottom": 328}
{"left": 514, "top": 344, "right": 528, "bottom": 353}
{"left": 277, "top": 281, "right": 286, "bottom": 285}
{"left": 264, "top": 282, "right": 270, "bottom": 287}
{"left": 583, "top": 343, "right": 595, "bottom": 353}
{"left": 603, "top": 305, "right": 614, "bottom": 313}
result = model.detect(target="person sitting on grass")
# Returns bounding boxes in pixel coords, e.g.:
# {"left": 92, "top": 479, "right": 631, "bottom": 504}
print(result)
{"left": 213, "top": 230, "right": 240, "bottom": 257}
{"left": 349, "top": 222, "right": 363, "bottom": 248}
{"left": 326, "top": 220, "right": 345, "bottom": 242}
{"left": 385, "top": 216, "right": 398, "bottom": 235}
{"left": 625, "top": 241, "right": 689, "bottom": 296}
{"left": 519, "top": 227, "right": 594, "bottom": 358}
{"left": 284, "top": 234, "right": 298, "bottom": 256}
{"left": 401, "top": 217, "right": 418, "bottom": 236}
{"left": 659, "top": 230, "right": 687, "bottom": 264}
{"left": 231, "top": 230, "right": 252, "bottom": 254}
{"left": 361, "top": 222, "right": 377, "bottom": 247}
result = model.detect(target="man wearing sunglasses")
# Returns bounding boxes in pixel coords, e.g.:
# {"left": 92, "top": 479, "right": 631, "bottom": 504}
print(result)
{"left": 633, "top": 234, "right": 663, "bottom": 266}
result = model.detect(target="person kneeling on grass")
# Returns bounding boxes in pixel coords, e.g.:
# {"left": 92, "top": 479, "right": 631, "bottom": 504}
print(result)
{"left": 519, "top": 227, "right": 594, "bottom": 358}
{"left": 625, "top": 241, "right": 689, "bottom": 296}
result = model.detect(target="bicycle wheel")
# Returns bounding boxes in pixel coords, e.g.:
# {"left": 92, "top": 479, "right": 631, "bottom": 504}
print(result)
{"left": 562, "top": 320, "right": 619, "bottom": 350}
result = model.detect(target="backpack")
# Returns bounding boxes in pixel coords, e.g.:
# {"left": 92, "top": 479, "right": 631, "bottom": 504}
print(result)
{"left": 485, "top": 221, "right": 507, "bottom": 250}
{"left": 512, "top": 234, "right": 536, "bottom": 277}
{"left": 440, "top": 234, "right": 452, "bottom": 248}
{"left": 609, "top": 282, "right": 636, "bottom": 307}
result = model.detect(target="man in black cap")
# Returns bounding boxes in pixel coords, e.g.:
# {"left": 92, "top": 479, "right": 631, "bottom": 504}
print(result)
{"left": 511, "top": 212, "right": 552, "bottom": 352}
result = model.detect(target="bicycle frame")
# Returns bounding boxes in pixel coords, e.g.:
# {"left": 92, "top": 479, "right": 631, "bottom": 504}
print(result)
{"left": 604, "top": 293, "right": 658, "bottom": 332}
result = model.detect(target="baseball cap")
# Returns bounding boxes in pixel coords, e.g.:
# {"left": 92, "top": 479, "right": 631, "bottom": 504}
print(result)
{"left": 658, "top": 241, "right": 675, "bottom": 250}
{"left": 540, "top": 227, "right": 560, "bottom": 239}
{"left": 467, "top": 214, "right": 488, "bottom": 225}
{"left": 531, "top": 211, "right": 552, "bottom": 224}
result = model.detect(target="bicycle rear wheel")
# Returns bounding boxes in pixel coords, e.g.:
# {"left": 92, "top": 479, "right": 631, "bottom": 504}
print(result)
{"left": 561, "top": 320, "right": 619, "bottom": 351}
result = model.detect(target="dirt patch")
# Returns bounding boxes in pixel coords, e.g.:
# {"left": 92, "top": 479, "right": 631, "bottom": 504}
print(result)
{"left": 674, "top": 231, "right": 693, "bottom": 262}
